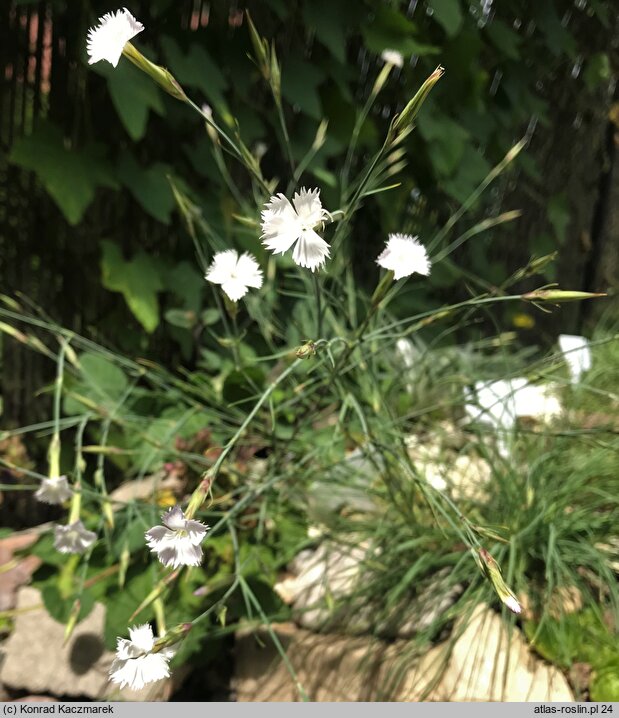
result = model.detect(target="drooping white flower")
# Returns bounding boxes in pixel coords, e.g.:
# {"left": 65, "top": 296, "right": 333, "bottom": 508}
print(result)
{"left": 109, "top": 624, "right": 175, "bottom": 691}
{"left": 381, "top": 49, "right": 404, "bottom": 68}
{"left": 86, "top": 8, "right": 144, "bottom": 67}
{"left": 261, "top": 188, "right": 331, "bottom": 271}
{"left": 376, "top": 234, "right": 431, "bottom": 280}
{"left": 205, "top": 250, "right": 263, "bottom": 301}
{"left": 503, "top": 594, "right": 523, "bottom": 615}
{"left": 54, "top": 520, "right": 97, "bottom": 554}
{"left": 35, "top": 475, "right": 73, "bottom": 505}
{"left": 558, "top": 334, "right": 592, "bottom": 384}
{"left": 145, "top": 506, "right": 209, "bottom": 569}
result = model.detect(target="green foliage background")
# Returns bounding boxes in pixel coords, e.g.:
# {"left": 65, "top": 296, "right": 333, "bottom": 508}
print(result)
{"left": 2, "top": 0, "right": 616, "bottom": 376}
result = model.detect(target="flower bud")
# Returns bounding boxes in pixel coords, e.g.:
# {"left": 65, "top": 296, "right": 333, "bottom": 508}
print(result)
{"left": 392, "top": 66, "right": 444, "bottom": 133}
{"left": 295, "top": 341, "right": 317, "bottom": 359}
{"left": 522, "top": 288, "right": 606, "bottom": 303}
{"left": 478, "top": 548, "right": 522, "bottom": 614}
{"left": 122, "top": 43, "right": 187, "bottom": 101}
{"left": 152, "top": 622, "right": 193, "bottom": 653}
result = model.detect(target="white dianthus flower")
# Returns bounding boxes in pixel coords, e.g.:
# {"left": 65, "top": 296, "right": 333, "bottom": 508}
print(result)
{"left": 205, "top": 250, "right": 263, "bottom": 301}
{"left": 376, "top": 234, "right": 431, "bottom": 280}
{"left": 381, "top": 49, "right": 404, "bottom": 68}
{"left": 54, "top": 520, "right": 97, "bottom": 554}
{"left": 109, "top": 624, "right": 175, "bottom": 691}
{"left": 261, "top": 188, "right": 331, "bottom": 271}
{"left": 145, "top": 506, "right": 209, "bottom": 569}
{"left": 86, "top": 8, "right": 144, "bottom": 67}
{"left": 35, "top": 475, "right": 73, "bottom": 505}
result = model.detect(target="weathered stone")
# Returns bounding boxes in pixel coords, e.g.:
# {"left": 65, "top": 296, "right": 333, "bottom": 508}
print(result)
{"left": 0, "top": 532, "right": 41, "bottom": 611}
{"left": 430, "top": 605, "right": 574, "bottom": 701}
{"left": 234, "top": 623, "right": 392, "bottom": 701}
{"left": 275, "top": 545, "right": 461, "bottom": 639}
{"left": 274, "top": 541, "right": 369, "bottom": 631}
{"left": 0, "top": 587, "right": 175, "bottom": 701}
{"left": 14, "top": 696, "right": 58, "bottom": 702}
{"left": 405, "top": 434, "right": 493, "bottom": 501}
{"left": 109, "top": 471, "right": 184, "bottom": 507}
{"left": 234, "top": 608, "right": 575, "bottom": 702}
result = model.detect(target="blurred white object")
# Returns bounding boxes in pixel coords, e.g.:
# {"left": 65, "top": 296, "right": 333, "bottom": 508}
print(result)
{"left": 464, "top": 379, "right": 525, "bottom": 431}
{"left": 558, "top": 334, "right": 592, "bottom": 383}
{"left": 396, "top": 337, "right": 417, "bottom": 368}
{"left": 381, "top": 49, "right": 404, "bottom": 68}
{"left": 465, "top": 379, "right": 561, "bottom": 428}
{"left": 464, "top": 379, "right": 562, "bottom": 457}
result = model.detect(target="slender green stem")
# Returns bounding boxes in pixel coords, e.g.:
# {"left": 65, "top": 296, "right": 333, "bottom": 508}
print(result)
{"left": 275, "top": 98, "right": 295, "bottom": 175}
{"left": 428, "top": 139, "right": 526, "bottom": 255}
{"left": 185, "top": 98, "right": 271, "bottom": 195}
{"left": 313, "top": 273, "right": 323, "bottom": 338}
{"left": 231, "top": 311, "right": 241, "bottom": 369}
{"left": 208, "top": 358, "right": 303, "bottom": 482}
{"left": 49, "top": 339, "right": 68, "bottom": 477}
{"left": 341, "top": 63, "right": 392, "bottom": 195}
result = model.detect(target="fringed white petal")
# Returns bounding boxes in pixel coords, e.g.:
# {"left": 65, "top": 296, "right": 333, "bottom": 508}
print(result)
{"left": 86, "top": 8, "right": 144, "bottom": 67}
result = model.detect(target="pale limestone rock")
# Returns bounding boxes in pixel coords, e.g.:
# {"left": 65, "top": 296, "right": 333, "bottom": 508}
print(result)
{"left": 275, "top": 545, "right": 461, "bottom": 638}
{"left": 0, "top": 531, "right": 41, "bottom": 611}
{"left": 274, "top": 541, "right": 369, "bottom": 630}
{"left": 435, "top": 605, "right": 574, "bottom": 701}
{"left": 406, "top": 434, "right": 492, "bottom": 502}
{"left": 109, "top": 471, "right": 184, "bottom": 506}
{"left": 234, "top": 609, "right": 575, "bottom": 702}
{"left": 233, "top": 623, "right": 393, "bottom": 701}
{"left": 0, "top": 587, "right": 174, "bottom": 700}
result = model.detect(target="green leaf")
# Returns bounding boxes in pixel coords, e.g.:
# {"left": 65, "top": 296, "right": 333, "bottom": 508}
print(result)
{"left": 165, "top": 309, "right": 197, "bottom": 329}
{"left": 116, "top": 155, "right": 175, "bottom": 224}
{"left": 40, "top": 581, "right": 95, "bottom": 625}
{"left": 9, "top": 122, "right": 117, "bottom": 225}
{"left": 201, "top": 308, "right": 221, "bottom": 326}
{"left": 94, "top": 60, "right": 165, "bottom": 140}
{"left": 200, "top": 348, "right": 223, "bottom": 370}
{"left": 222, "top": 366, "right": 265, "bottom": 405}
{"left": 100, "top": 240, "right": 163, "bottom": 332}
{"left": 125, "top": 406, "right": 211, "bottom": 472}
{"left": 442, "top": 145, "right": 491, "bottom": 203}
{"left": 417, "top": 110, "right": 470, "bottom": 177}
{"left": 63, "top": 351, "right": 129, "bottom": 415}
{"left": 303, "top": 0, "right": 348, "bottom": 63}
{"left": 31, "top": 533, "right": 68, "bottom": 568}
{"left": 485, "top": 20, "right": 521, "bottom": 61}
{"left": 524, "top": 609, "right": 617, "bottom": 670}
{"left": 590, "top": 664, "right": 619, "bottom": 702}
{"left": 583, "top": 52, "right": 611, "bottom": 91}
{"left": 427, "top": 0, "right": 463, "bottom": 38}
{"left": 76, "top": 353, "right": 129, "bottom": 403}
{"left": 103, "top": 569, "right": 156, "bottom": 650}
{"left": 362, "top": 6, "right": 439, "bottom": 56}
{"left": 161, "top": 37, "right": 228, "bottom": 109}
{"left": 164, "top": 261, "right": 204, "bottom": 311}
{"left": 282, "top": 56, "right": 324, "bottom": 119}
